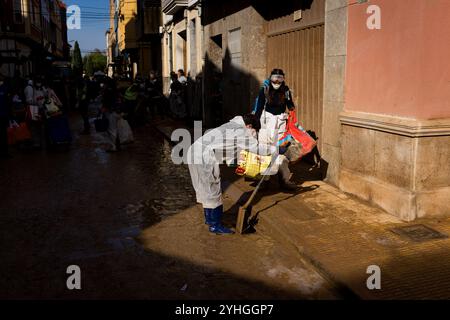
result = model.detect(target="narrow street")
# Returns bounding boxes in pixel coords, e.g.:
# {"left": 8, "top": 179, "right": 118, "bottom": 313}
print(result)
{"left": 2, "top": 0, "right": 450, "bottom": 305}
{"left": 0, "top": 111, "right": 337, "bottom": 299}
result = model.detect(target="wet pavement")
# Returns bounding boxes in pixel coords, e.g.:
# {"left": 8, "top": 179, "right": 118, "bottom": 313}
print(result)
{"left": 0, "top": 111, "right": 337, "bottom": 299}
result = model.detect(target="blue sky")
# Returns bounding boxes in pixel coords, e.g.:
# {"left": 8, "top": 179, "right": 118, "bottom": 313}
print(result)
{"left": 65, "top": 0, "right": 110, "bottom": 55}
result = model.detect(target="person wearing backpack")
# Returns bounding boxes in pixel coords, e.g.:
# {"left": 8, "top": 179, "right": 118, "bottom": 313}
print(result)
{"left": 252, "top": 69, "right": 297, "bottom": 190}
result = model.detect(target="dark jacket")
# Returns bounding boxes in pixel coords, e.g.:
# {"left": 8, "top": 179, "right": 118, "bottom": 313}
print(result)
{"left": 252, "top": 79, "right": 295, "bottom": 120}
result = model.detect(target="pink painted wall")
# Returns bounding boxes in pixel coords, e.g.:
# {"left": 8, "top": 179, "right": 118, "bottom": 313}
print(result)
{"left": 345, "top": 0, "right": 450, "bottom": 119}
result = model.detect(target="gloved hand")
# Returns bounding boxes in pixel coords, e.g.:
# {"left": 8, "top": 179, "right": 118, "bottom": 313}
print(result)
{"left": 279, "top": 142, "right": 291, "bottom": 155}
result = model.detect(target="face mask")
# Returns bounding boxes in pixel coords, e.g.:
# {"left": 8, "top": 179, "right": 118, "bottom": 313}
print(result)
{"left": 271, "top": 82, "right": 281, "bottom": 90}
{"left": 100, "top": 83, "right": 105, "bottom": 88}
{"left": 0, "top": 81, "right": 4, "bottom": 86}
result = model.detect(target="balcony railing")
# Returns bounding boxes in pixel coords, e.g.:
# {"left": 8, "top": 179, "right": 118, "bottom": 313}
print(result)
{"left": 161, "top": 0, "right": 188, "bottom": 15}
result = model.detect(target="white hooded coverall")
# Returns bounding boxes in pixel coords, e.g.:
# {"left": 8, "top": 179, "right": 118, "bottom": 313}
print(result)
{"left": 187, "top": 116, "right": 275, "bottom": 209}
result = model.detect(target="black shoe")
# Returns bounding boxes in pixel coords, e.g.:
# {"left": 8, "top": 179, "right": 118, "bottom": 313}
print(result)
{"left": 279, "top": 180, "right": 298, "bottom": 191}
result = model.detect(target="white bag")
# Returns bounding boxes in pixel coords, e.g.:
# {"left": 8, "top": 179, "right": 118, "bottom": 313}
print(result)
{"left": 117, "top": 118, "right": 134, "bottom": 144}
{"left": 258, "top": 110, "right": 288, "bottom": 145}
{"left": 45, "top": 99, "right": 60, "bottom": 114}
{"left": 28, "top": 105, "right": 40, "bottom": 121}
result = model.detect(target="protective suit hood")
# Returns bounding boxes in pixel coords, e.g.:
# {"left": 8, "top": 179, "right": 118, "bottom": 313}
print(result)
{"left": 229, "top": 116, "right": 245, "bottom": 127}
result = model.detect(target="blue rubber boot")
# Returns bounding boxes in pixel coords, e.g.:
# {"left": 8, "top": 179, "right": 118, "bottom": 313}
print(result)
{"left": 204, "top": 208, "right": 213, "bottom": 225}
{"left": 208, "top": 205, "right": 234, "bottom": 234}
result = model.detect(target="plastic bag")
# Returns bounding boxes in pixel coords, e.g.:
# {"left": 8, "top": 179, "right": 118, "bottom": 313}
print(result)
{"left": 44, "top": 98, "right": 61, "bottom": 118}
{"left": 284, "top": 140, "right": 302, "bottom": 163}
{"left": 14, "top": 122, "right": 32, "bottom": 142}
{"left": 280, "top": 110, "right": 317, "bottom": 158}
{"left": 26, "top": 105, "right": 40, "bottom": 121}
{"left": 235, "top": 150, "right": 272, "bottom": 178}
{"left": 117, "top": 118, "right": 134, "bottom": 144}
{"left": 7, "top": 121, "right": 19, "bottom": 145}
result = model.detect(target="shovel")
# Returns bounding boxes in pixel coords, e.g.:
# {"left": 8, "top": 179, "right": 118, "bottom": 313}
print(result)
{"left": 236, "top": 155, "right": 277, "bottom": 234}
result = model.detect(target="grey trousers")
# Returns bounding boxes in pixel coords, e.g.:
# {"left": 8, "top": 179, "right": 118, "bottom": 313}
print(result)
{"left": 188, "top": 161, "right": 222, "bottom": 209}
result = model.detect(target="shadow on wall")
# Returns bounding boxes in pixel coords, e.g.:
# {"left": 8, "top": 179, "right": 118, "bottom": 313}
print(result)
{"left": 202, "top": 0, "right": 314, "bottom": 26}
{"left": 203, "top": 48, "right": 261, "bottom": 128}
{"left": 202, "top": 0, "right": 254, "bottom": 26}
{"left": 252, "top": 0, "right": 314, "bottom": 20}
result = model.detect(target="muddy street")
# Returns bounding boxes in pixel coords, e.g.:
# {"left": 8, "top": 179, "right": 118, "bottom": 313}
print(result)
{"left": 0, "top": 115, "right": 336, "bottom": 299}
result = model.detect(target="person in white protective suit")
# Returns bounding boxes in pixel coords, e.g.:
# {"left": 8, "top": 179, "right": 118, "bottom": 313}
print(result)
{"left": 252, "top": 68, "right": 298, "bottom": 190}
{"left": 187, "top": 114, "right": 276, "bottom": 234}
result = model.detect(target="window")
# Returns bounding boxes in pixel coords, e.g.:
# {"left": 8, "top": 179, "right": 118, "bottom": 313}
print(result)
{"left": 228, "top": 27, "right": 241, "bottom": 81}
{"left": 168, "top": 32, "right": 173, "bottom": 73}
{"left": 228, "top": 28, "right": 241, "bottom": 68}
{"left": 211, "top": 34, "right": 222, "bottom": 49}
{"left": 176, "top": 30, "right": 187, "bottom": 72}
{"left": 14, "top": 0, "right": 23, "bottom": 24}
{"left": 189, "top": 19, "right": 197, "bottom": 77}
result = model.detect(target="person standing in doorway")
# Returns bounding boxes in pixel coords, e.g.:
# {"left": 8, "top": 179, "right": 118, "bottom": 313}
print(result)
{"left": 169, "top": 72, "right": 186, "bottom": 119}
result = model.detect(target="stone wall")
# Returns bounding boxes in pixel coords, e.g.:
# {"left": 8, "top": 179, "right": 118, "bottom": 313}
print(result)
{"left": 321, "top": 0, "right": 348, "bottom": 186}
{"left": 339, "top": 112, "right": 450, "bottom": 220}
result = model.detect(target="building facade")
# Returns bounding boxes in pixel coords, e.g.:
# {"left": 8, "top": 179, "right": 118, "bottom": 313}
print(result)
{"left": 135, "top": 0, "right": 162, "bottom": 77}
{"left": 108, "top": 0, "right": 162, "bottom": 79}
{"left": 322, "top": 0, "right": 450, "bottom": 221}
{"left": 160, "top": 0, "right": 203, "bottom": 120}
{"left": 0, "top": 0, "right": 69, "bottom": 78}
{"left": 106, "top": 0, "right": 118, "bottom": 77}
{"left": 161, "top": 0, "right": 203, "bottom": 91}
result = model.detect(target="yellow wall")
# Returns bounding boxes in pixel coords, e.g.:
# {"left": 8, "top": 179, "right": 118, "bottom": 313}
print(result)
{"left": 118, "top": 0, "right": 138, "bottom": 51}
